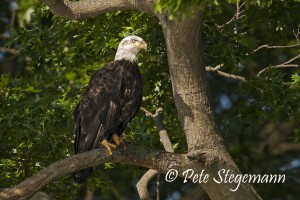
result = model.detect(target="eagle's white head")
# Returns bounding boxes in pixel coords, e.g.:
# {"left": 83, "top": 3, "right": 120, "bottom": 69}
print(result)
{"left": 114, "top": 35, "right": 147, "bottom": 63}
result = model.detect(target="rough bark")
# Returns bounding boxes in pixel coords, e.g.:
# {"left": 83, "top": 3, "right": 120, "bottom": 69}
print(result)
{"left": 39, "top": 0, "right": 154, "bottom": 20}
{"left": 158, "top": 11, "right": 215, "bottom": 151}
{"left": 158, "top": 9, "right": 261, "bottom": 199}
{"left": 2, "top": 0, "right": 263, "bottom": 199}
{"left": 0, "top": 145, "right": 187, "bottom": 200}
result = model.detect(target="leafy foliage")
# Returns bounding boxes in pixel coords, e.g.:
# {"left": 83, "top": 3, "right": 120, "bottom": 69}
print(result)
{"left": 1, "top": 1, "right": 182, "bottom": 199}
{"left": 0, "top": 0, "right": 300, "bottom": 199}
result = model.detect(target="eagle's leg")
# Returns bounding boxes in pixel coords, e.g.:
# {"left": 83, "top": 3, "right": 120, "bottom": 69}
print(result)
{"left": 112, "top": 134, "right": 124, "bottom": 146}
{"left": 101, "top": 139, "right": 116, "bottom": 155}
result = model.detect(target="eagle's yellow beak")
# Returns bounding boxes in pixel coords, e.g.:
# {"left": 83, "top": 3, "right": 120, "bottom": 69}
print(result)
{"left": 135, "top": 41, "right": 147, "bottom": 51}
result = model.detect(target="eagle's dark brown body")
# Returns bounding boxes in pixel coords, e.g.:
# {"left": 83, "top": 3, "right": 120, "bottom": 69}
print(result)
{"left": 73, "top": 59, "right": 143, "bottom": 182}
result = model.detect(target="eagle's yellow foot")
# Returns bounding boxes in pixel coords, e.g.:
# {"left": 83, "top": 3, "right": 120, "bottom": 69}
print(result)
{"left": 112, "top": 134, "right": 126, "bottom": 150}
{"left": 101, "top": 139, "right": 116, "bottom": 155}
{"left": 112, "top": 134, "right": 124, "bottom": 146}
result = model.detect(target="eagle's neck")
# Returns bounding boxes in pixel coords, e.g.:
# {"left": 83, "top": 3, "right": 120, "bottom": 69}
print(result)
{"left": 114, "top": 49, "right": 138, "bottom": 63}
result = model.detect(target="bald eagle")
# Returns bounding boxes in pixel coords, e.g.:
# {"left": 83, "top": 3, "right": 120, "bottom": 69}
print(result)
{"left": 73, "top": 35, "right": 147, "bottom": 183}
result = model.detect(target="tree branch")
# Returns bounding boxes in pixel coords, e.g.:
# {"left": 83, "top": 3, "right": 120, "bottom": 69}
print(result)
{"left": 257, "top": 53, "right": 300, "bottom": 77}
{"left": 252, "top": 29, "right": 300, "bottom": 53}
{"left": 0, "top": 47, "right": 17, "bottom": 55}
{"left": 205, "top": 65, "right": 246, "bottom": 82}
{"left": 140, "top": 107, "right": 155, "bottom": 117}
{"left": 215, "top": 2, "right": 245, "bottom": 29}
{"left": 136, "top": 169, "right": 158, "bottom": 200}
{"left": 137, "top": 108, "right": 174, "bottom": 200}
{"left": 153, "top": 108, "right": 174, "bottom": 153}
{"left": 253, "top": 44, "right": 300, "bottom": 53}
{"left": 206, "top": 50, "right": 300, "bottom": 81}
{"left": 0, "top": 144, "right": 188, "bottom": 200}
{"left": 39, "top": 0, "right": 154, "bottom": 20}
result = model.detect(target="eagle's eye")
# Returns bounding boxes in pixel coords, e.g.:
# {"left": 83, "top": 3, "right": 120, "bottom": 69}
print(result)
{"left": 131, "top": 39, "right": 137, "bottom": 43}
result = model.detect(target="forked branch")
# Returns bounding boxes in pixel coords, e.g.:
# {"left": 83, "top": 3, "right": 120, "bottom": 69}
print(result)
{"left": 216, "top": 2, "right": 245, "bottom": 29}
{"left": 257, "top": 53, "right": 300, "bottom": 77}
{"left": 137, "top": 108, "right": 174, "bottom": 199}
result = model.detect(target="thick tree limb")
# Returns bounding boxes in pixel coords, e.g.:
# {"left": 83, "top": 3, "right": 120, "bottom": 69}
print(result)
{"left": 39, "top": 0, "right": 154, "bottom": 20}
{"left": 0, "top": 144, "right": 188, "bottom": 200}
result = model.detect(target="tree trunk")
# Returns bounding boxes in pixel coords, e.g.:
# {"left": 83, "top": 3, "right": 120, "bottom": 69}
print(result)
{"left": 158, "top": 10, "right": 262, "bottom": 199}
{"left": 158, "top": 11, "right": 217, "bottom": 151}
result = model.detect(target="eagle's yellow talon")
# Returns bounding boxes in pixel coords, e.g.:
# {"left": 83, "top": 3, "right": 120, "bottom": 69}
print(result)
{"left": 101, "top": 139, "right": 116, "bottom": 155}
{"left": 112, "top": 134, "right": 127, "bottom": 150}
{"left": 112, "top": 134, "right": 124, "bottom": 146}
